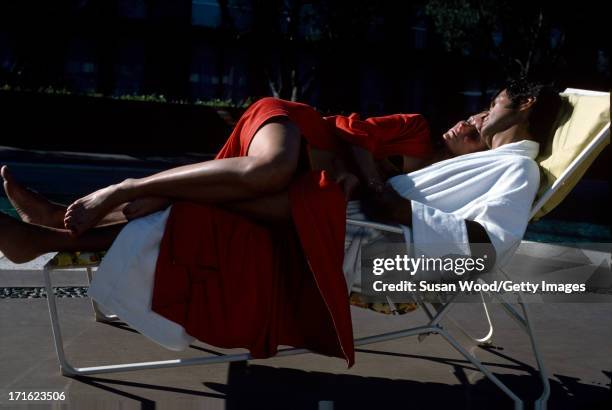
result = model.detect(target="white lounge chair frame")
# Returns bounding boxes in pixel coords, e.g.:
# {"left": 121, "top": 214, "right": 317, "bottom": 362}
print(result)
{"left": 42, "top": 89, "right": 610, "bottom": 410}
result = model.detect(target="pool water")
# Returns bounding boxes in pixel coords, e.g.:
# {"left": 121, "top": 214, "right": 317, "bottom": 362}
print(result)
{"left": 524, "top": 219, "right": 612, "bottom": 243}
{"left": 1, "top": 196, "right": 74, "bottom": 220}
{"left": 1, "top": 197, "right": 18, "bottom": 219}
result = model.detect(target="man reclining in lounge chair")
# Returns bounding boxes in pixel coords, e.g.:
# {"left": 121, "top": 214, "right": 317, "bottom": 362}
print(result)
{"left": 348, "top": 79, "right": 562, "bottom": 271}
{"left": 0, "top": 78, "right": 560, "bottom": 366}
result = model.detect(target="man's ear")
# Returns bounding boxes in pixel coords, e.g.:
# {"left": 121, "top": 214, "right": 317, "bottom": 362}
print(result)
{"left": 518, "top": 96, "right": 537, "bottom": 111}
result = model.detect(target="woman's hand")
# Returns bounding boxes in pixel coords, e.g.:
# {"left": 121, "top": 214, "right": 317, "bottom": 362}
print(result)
{"left": 333, "top": 171, "right": 360, "bottom": 200}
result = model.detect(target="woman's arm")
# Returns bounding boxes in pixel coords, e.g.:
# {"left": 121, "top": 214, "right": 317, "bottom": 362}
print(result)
{"left": 336, "top": 139, "right": 412, "bottom": 224}
{"left": 348, "top": 144, "right": 387, "bottom": 193}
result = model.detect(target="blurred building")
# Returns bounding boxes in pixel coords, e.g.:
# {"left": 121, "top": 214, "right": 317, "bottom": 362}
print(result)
{"left": 0, "top": 0, "right": 609, "bottom": 123}
{"left": 0, "top": 1, "right": 455, "bottom": 118}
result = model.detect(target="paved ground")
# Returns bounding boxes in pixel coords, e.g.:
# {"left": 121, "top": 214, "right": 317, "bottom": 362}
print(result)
{"left": 1, "top": 243, "right": 611, "bottom": 410}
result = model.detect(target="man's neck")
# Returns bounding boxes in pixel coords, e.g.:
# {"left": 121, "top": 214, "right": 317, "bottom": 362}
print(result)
{"left": 491, "top": 123, "right": 533, "bottom": 149}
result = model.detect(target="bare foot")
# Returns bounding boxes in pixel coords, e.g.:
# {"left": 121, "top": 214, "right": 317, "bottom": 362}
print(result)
{"left": 1, "top": 165, "right": 66, "bottom": 228}
{"left": 123, "top": 197, "right": 171, "bottom": 220}
{"left": 0, "top": 212, "right": 44, "bottom": 263}
{"left": 64, "top": 183, "right": 127, "bottom": 236}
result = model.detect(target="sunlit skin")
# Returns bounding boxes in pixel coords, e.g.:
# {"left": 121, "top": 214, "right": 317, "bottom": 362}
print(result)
{"left": 3, "top": 109, "right": 490, "bottom": 235}
{"left": 365, "top": 111, "right": 489, "bottom": 185}
{"left": 1, "top": 111, "right": 490, "bottom": 234}
{"left": 479, "top": 89, "right": 536, "bottom": 149}
{"left": 59, "top": 110, "right": 492, "bottom": 238}
{"left": 0, "top": 118, "right": 307, "bottom": 262}
{"left": 438, "top": 111, "right": 488, "bottom": 159}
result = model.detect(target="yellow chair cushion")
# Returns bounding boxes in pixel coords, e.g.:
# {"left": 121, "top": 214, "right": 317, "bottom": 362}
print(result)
{"left": 349, "top": 292, "right": 418, "bottom": 315}
{"left": 533, "top": 92, "right": 610, "bottom": 219}
{"left": 48, "top": 251, "right": 106, "bottom": 268}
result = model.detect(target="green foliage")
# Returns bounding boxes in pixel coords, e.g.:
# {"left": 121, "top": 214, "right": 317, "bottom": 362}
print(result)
{"left": 194, "top": 97, "right": 251, "bottom": 108}
{"left": 424, "top": 0, "right": 566, "bottom": 78}
{"left": 0, "top": 84, "right": 250, "bottom": 108}
{"left": 115, "top": 93, "right": 169, "bottom": 103}
{"left": 425, "top": 0, "right": 483, "bottom": 53}
{"left": 1, "top": 84, "right": 74, "bottom": 96}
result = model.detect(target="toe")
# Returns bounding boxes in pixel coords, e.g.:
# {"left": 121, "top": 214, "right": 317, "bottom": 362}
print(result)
{"left": 1, "top": 166, "right": 14, "bottom": 184}
{"left": 65, "top": 219, "right": 78, "bottom": 232}
{"left": 67, "top": 200, "right": 84, "bottom": 211}
{"left": 67, "top": 217, "right": 83, "bottom": 230}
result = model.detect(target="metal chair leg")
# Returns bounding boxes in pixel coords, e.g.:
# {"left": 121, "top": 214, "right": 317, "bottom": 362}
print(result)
{"left": 438, "top": 327, "right": 523, "bottom": 410}
{"left": 519, "top": 300, "right": 550, "bottom": 410}
{"left": 43, "top": 267, "right": 79, "bottom": 376}
{"left": 446, "top": 290, "right": 494, "bottom": 345}
{"left": 85, "top": 267, "right": 119, "bottom": 323}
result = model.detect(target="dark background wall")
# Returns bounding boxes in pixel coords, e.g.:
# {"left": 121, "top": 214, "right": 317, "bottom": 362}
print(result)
{"left": 1, "top": 1, "right": 609, "bottom": 127}
{"left": 0, "top": 90, "right": 232, "bottom": 154}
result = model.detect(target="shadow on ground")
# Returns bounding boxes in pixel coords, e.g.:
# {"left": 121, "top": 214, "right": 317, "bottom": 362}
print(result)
{"left": 71, "top": 350, "right": 611, "bottom": 410}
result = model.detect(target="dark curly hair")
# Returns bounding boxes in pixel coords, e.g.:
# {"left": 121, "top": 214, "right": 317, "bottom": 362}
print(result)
{"left": 498, "top": 77, "right": 563, "bottom": 144}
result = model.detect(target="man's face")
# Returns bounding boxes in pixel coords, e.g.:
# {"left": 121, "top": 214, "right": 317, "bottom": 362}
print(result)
{"left": 442, "top": 111, "right": 488, "bottom": 156}
{"left": 479, "top": 89, "right": 521, "bottom": 148}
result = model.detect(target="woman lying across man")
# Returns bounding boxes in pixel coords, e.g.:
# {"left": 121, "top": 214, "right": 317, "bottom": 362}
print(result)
{"left": 0, "top": 98, "right": 488, "bottom": 257}
{"left": 0, "top": 97, "right": 488, "bottom": 365}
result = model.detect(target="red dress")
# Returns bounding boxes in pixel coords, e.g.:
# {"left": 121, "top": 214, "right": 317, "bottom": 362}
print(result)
{"left": 151, "top": 98, "right": 431, "bottom": 366}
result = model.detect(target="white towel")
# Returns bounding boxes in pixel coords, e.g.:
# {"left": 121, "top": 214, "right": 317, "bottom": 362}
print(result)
{"left": 88, "top": 207, "right": 196, "bottom": 351}
{"left": 390, "top": 139, "right": 540, "bottom": 266}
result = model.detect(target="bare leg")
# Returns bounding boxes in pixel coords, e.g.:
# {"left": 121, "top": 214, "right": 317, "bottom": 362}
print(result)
{"left": 0, "top": 212, "right": 124, "bottom": 264}
{"left": 64, "top": 118, "right": 301, "bottom": 235}
{"left": 2, "top": 165, "right": 170, "bottom": 228}
{"left": 0, "top": 188, "right": 292, "bottom": 265}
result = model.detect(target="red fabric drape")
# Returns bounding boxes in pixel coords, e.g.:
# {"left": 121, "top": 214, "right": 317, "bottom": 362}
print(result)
{"left": 151, "top": 170, "right": 353, "bottom": 363}
{"left": 324, "top": 112, "right": 432, "bottom": 160}
{"left": 151, "top": 98, "right": 433, "bottom": 366}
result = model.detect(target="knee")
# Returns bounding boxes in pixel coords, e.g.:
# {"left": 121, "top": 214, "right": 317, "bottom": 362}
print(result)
{"left": 243, "top": 119, "right": 301, "bottom": 193}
